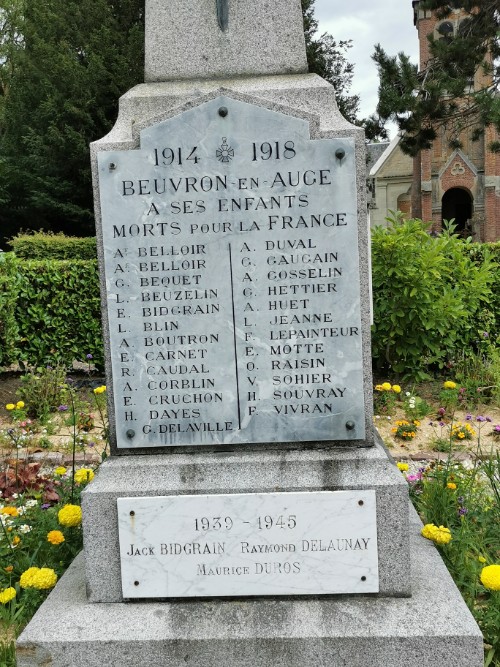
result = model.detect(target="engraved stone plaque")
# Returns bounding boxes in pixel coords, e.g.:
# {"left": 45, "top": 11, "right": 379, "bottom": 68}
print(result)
{"left": 97, "top": 96, "right": 365, "bottom": 448}
{"left": 117, "top": 491, "right": 379, "bottom": 598}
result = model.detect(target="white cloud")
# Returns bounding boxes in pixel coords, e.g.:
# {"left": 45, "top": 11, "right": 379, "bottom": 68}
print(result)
{"left": 314, "top": 0, "right": 420, "bottom": 135}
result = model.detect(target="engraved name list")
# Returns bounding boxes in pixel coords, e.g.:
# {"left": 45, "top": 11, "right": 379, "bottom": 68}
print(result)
{"left": 97, "top": 97, "right": 365, "bottom": 448}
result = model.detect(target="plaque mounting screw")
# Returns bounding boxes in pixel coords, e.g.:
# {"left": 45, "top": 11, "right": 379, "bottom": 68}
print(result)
{"left": 335, "top": 148, "right": 345, "bottom": 161}
{"left": 126, "top": 429, "right": 135, "bottom": 439}
{"left": 218, "top": 106, "right": 228, "bottom": 118}
{"left": 130, "top": 511, "right": 135, "bottom": 517}
{"left": 345, "top": 421, "right": 355, "bottom": 431}
{"left": 134, "top": 581, "right": 140, "bottom": 586}
{"left": 109, "top": 162, "right": 116, "bottom": 170}
{"left": 358, "top": 500, "right": 364, "bottom": 507}
{"left": 361, "top": 576, "right": 367, "bottom": 582}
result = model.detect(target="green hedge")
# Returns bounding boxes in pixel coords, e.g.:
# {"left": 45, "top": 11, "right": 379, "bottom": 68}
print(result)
{"left": 0, "top": 256, "right": 103, "bottom": 370}
{"left": 0, "top": 228, "right": 498, "bottom": 377}
{"left": 0, "top": 253, "right": 21, "bottom": 367}
{"left": 10, "top": 232, "right": 97, "bottom": 260}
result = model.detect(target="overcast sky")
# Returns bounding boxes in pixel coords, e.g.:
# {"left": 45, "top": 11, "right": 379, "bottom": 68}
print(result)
{"left": 315, "top": 0, "right": 420, "bottom": 137}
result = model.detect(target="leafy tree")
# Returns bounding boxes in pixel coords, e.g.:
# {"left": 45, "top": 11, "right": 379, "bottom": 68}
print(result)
{"left": 372, "top": 0, "right": 500, "bottom": 155}
{"left": 0, "top": 0, "right": 144, "bottom": 241}
{"left": 301, "top": 0, "right": 360, "bottom": 124}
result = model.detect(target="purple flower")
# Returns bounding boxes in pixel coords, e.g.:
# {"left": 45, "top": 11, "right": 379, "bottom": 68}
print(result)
{"left": 476, "top": 416, "right": 486, "bottom": 422}
{"left": 428, "top": 421, "right": 434, "bottom": 426}
{"left": 438, "top": 408, "right": 446, "bottom": 416}
{"left": 406, "top": 472, "right": 423, "bottom": 482}
{"left": 88, "top": 441, "right": 96, "bottom": 448}
{"left": 41, "top": 503, "right": 51, "bottom": 510}
{"left": 485, "top": 417, "right": 492, "bottom": 423}
{"left": 439, "top": 422, "right": 445, "bottom": 427}
{"left": 494, "top": 425, "right": 500, "bottom": 433}
{"left": 458, "top": 507, "right": 468, "bottom": 516}
{"left": 465, "top": 414, "right": 472, "bottom": 421}
{"left": 58, "top": 405, "right": 68, "bottom": 412}
{"left": 86, "top": 353, "right": 93, "bottom": 359}
{"left": 482, "top": 331, "right": 489, "bottom": 338}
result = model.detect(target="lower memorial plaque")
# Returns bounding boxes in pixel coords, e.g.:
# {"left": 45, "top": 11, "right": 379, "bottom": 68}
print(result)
{"left": 117, "top": 491, "right": 379, "bottom": 598}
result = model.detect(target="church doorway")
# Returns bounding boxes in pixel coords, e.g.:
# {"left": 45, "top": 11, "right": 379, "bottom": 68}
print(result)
{"left": 441, "top": 188, "right": 473, "bottom": 235}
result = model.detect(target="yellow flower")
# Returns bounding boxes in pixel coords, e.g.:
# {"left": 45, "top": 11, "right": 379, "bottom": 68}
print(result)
{"left": 5, "top": 403, "right": 15, "bottom": 410}
{"left": 392, "top": 385, "right": 401, "bottom": 393}
{"left": 421, "top": 524, "right": 437, "bottom": 540}
{"left": 54, "top": 466, "right": 67, "bottom": 476}
{"left": 443, "top": 381, "right": 457, "bottom": 390}
{"left": 32, "top": 568, "right": 58, "bottom": 590}
{"left": 432, "top": 525, "right": 452, "bottom": 545}
{"left": 20, "top": 567, "right": 40, "bottom": 589}
{"left": 58, "top": 504, "right": 82, "bottom": 528}
{"left": 74, "top": 468, "right": 94, "bottom": 484}
{"left": 421, "top": 523, "right": 452, "bottom": 545}
{"left": 93, "top": 385, "right": 106, "bottom": 394}
{"left": 0, "top": 587, "right": 16, "bottom": 604}
{"left": 397, "top": 462, "right": 409, "bottom": 472}
{"left": 478, "top": 556, "right": 487, "bottom": 564}
{"left": 12, "top": 536, "right": 21, "bottom": 546}
{"left": 4, "top": 565, "right": 13, "bottom": 573}
{"left": 16, "top": 401, "right": 25, "bottom": 409}
{"left": 47, "top": 530, "right": 65, "bottom": 545}
{"left": 480, "top": 564, "right": 500, "bottom": 591}
{"left": 0, "top": 507, "right": 18, "bottom": 517}
{"left": 381, "top": 382, "right": 392, "bottom": 391}
{"left": 447, "top": 482, "right": 457, "bottom": 490}
{"left": 375, "top": 384, "right": 384, "bottom": 391}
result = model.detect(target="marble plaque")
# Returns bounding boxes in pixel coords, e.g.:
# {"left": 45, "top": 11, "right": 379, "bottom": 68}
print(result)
{"left": 97, "top": 95, "right": 365, "bottom": 448}
{"left": 117, "top": 490, "right": 379, "bottom": 598}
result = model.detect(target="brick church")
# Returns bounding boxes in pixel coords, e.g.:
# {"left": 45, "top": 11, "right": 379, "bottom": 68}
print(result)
{"left": 368, "top": 1, "right": 500, "bottom": 241}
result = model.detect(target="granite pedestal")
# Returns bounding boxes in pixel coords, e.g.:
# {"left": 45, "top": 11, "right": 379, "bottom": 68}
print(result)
{"left": 16, "top": 503, "right": 483, "bottom": 667}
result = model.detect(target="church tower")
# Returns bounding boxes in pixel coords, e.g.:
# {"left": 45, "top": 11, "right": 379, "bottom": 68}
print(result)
{"left": 412, "top": 1, "right": 500, "bottom": 241}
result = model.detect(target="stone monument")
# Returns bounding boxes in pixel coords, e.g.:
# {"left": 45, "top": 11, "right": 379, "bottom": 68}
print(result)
{"left": 17, "top": 1, "right": 483, "bottom": 665}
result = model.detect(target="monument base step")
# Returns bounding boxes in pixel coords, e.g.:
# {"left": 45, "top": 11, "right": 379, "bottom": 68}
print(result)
{"left": 16, "top": 507, "right": 483, "bottom": 667}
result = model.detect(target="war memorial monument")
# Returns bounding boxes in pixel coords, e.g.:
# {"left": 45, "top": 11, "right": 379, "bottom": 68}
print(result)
{"left": 17, "top": 1, "right": 483, "bottom": 664}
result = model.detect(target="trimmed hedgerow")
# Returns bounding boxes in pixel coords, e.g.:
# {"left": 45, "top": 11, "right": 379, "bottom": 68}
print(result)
{"left": 0, "top": 253, "right": 21, "bottom": 367}
{"left": 10, "top": 231, "right": 97, "bottom": 260}
{"left": 0, "top": 258, "right": 103, "bottom": 370}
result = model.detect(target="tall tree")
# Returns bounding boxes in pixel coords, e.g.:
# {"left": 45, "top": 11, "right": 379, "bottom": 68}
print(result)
{"left": 0, "top": 0, "right": 144, "bottom": 240}
{"left": 301, "top": 0, "right": 360, "bottom": 124}
{"left": 372, "top": 0, "right": 500, "bottom": 155}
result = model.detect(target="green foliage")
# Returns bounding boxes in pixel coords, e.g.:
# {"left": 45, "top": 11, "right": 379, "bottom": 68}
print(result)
{"left": 0, "top": 0, "right": 144, "bottom": 241}
{"left": 371, "top": 214, "right": 495, "bottom": 380}
{"left": 15, "top": 259, "right": 103, "bottom": 369}
{"left": 17, "top": 365, "right": 68, "bottom": 420}
{"left": 301, "top": 0, "right": 360, "bottom": 123}
{"left": 0, "top": 256, "right": 103, "bottom": 370}
{"left": 10, "top": 231, "right": 97, "bottom": 260}
{"left": 372, "top": 0, "right": 500, "bottom": 154}
{"left": 410, "top": 452, "right": 500, "bottom": 664}
{"left": 0, "top": 252, "right": 20, "bottom": 367}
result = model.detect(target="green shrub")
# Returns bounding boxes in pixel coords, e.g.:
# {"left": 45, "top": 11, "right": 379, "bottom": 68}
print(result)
{"left": 0, "top": 253, "right": 21, "bottom": 367}
{"left": 14, "top": 259, "right": 103, "bottom": 369}
{"left": 466, "top": 241, "right": 500, "bottom": 347}
{"left": 17, "top": 364, "right": 69, "bottom": 420}
{"left": 371, "top": 215, "right": 495, "bottom": 380}
{"left": 10, "top": 231, "right": 97, "bottom": 260}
